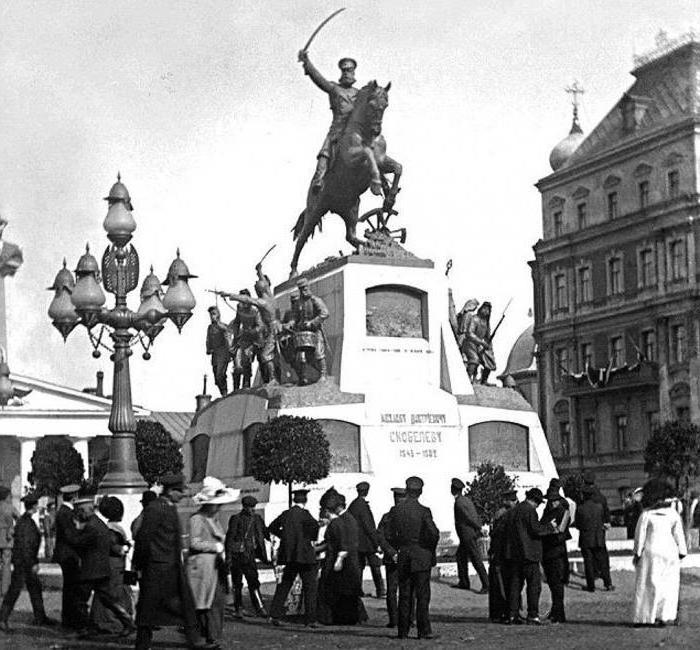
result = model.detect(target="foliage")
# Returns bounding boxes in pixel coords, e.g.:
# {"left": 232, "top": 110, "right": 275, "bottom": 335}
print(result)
{"left": 644, "top": 420, "right": 700, "bottom": 494}
{"left": 250, "top": 415, "right": 330, "bottom": 506}
{"left": 135, "top": 419, "right": 184, "bottom": 485}
{"left": 466, "top": 461, "right": 517, "bottom": 526}
{"left": 28, "top": 436, "right": 85, "bottom": 498}
{"left": 562, "top": 472, "right": 586, "bottom": 505}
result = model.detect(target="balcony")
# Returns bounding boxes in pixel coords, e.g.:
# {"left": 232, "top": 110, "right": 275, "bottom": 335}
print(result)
{"left": 561, "top": 360, "right": 659, "bottom": 396}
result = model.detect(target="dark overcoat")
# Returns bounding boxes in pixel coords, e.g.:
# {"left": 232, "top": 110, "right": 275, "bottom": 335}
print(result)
{"left": 225, "top": 510, "right": 269, "bottom": 563}
{"left": 53, "top": 504, "right": 80, "bottom": 565}
{"left": 70, "top": 515, "right": 112, "bottom": 581}
{"left": 12, "top": 513, "right": 41, "bottom": 567}
{"left": 347, "top": 497, "right": 380, "bottom": 553}
{"left": 574, "top": 500, "right": 607, "bottom": 549}
{"left": 390, "top": 497, "right": 439, "bottom": 573}
{"left": 508, "top": 501, "right": 553, "bottom": 562}
{"left": 454, "top": 495, "right": 482, "bottom": 542}
{"left": 268, "top": 505, "right": 319, "bottom": 566}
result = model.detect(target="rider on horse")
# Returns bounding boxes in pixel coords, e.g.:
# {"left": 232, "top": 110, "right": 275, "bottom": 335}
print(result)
{"left": 299, "top": 51, "right": 359, "bottom": 193}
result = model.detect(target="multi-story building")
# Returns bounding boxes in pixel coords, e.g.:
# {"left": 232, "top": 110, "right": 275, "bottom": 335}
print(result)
{"left": 530, "top": 33, "right": 700, "bottom": 503}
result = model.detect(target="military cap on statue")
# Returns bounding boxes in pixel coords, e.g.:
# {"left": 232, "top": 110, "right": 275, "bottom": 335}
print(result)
{"left": 525, "top": 487, "right": 544, "bottom": 504}
{"left": 451, "top": 478, "right": 465, "bottom": 491}
{"left": 59, "top": 484, "right": 80, "bottom": 495}
{"left": 241, "top": 495, "right": 258, "bottom": 508}
{"left": 338, "top": 57, "right": 357, "bottom": 69}
{"left": 405, "top": 476, "right": 424, "bottom": 491}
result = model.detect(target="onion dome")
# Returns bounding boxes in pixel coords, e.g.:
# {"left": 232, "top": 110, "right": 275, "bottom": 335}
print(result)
{"left": 47, "top": 259, "right": 75, "bottom": 292}
{"left": 501, "top": 324, "right": 536, "bottom": 379}
{"left": 549, "top": 107, "right": 584, "bottom": 171}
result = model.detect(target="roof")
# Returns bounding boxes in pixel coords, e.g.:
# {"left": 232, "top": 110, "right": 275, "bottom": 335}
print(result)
{"left": 456, "top": 385, "right": 534, "bottom": 412}
{"left": 557, "top": 39, "right": 700, "bottom": 171}
{"left": 141, "top": 411, "right": 195, "bottom": 444}
{"left": 500, "top": 324, "right": 536, "bottom": 378}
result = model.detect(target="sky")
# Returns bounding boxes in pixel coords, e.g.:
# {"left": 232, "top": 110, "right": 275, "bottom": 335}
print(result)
{"left": 0, "top": 1, "right": 697, "bottom": 410}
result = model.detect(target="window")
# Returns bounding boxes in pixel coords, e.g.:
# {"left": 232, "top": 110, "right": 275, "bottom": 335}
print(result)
{"left": 639, "top": 248, "right": 655, "bottom": 287}
{"left": 671, "top": 324, "right": 687, "bottom": 363}
{"left": 554, "top": 273, "right": 568, "bottom": 310}
{"left": 584, "top": 419, "right": 597, "bottom": 455}
{"left": 647, "top": 411, "right": 659, "bottom": 437}
{"left": 641, "top": 330, "right": 656, "bottom": 361}
{"left": 577, "top": 203, "right": 587, "bottom": 229}
{"left": 607, "top": 192, "right": 619, "bottom": 219}
{"left": 670, "top": 239, "right": 687, "bottom": 281}
{"left": 577, "top": 266, "right": 592, "bottom": 303}
{"left": 608, "top": 256, "right": 623, "bottom": 294}
{"left": 615, "top": 414, "right": 628, "bottom": 451}
{"left": 610, "top": 336, "right": 625, "bottom": 366}
{"left": 580, "top": 342, "right": 593, "bottom": 369}
{"left": 638, "top": 180, "right": 650, "bottom": 209}
{"left": 668, "top": 170, "right": 680, "bottom": 199}
{"left": 554, "top": 347, "right": 569, "bottom": 376}
{"left": 553, "top": 211, "right": 563, "bottom": 237}
{"left": 559, "top": 421, "right": 571, "bottom": 457}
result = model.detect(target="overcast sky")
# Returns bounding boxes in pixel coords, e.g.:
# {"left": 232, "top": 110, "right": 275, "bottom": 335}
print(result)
{"left": 0, "top": 1, "right": 697, "bottom": 410}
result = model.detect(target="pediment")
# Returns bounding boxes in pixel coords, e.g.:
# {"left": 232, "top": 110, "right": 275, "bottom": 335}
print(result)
{"left": 548, "top": 195, "right": 565, "bottom": 209}
{"left": 664, "top": 152, "right": 683, "bottom": 167}
{"left": 0, "top": 373, "right": 150, "bottom": 415}
{"left": 633, "top": 163, "right": 653, "bottom": 178}
{"left": 572, "top": 186, "right": 590, "bottom": 200}
{"left": 603, "top": 174, "right": 621, "bottom": 189}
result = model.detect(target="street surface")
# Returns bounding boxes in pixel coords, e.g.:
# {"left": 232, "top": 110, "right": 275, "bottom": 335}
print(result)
{"left": 2, "top": 568, "right": 699, "bottom": 649}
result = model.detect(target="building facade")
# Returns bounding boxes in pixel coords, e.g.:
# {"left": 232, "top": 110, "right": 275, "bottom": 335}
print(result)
{"left": 531, "top": 34, "right": 700, "bottom": 503}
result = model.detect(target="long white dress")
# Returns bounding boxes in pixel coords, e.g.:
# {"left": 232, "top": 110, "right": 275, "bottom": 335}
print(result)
{"left": 632, "top": 506, "right": 687, "bottom": 624}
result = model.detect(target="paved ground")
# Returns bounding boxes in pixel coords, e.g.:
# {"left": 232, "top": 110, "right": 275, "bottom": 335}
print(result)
{"left": 2, "top": 568, "right": 700, "bottom": 649}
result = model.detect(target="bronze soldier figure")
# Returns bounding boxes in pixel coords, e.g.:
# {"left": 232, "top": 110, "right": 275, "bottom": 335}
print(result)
{"left": 287, "top": 278, "right": 330, "bottom": 385}
{"left": 206, "top": 306, "right": 231, "bottom": 397}
{"left": 299, "top": 51, "right": 360, "bottom": 194}
{"left": 465, "top": 301, "right": 497, "bottom": 384}
{"left": 229, "top": 290, "right": 263, "bottom": 391}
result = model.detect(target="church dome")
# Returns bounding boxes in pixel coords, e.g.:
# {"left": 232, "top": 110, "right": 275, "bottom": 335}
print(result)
{"left": 502, "top": 323, "right": 536, "bottom": 377}
{"left": 549, "top": 120, "right": 584, "bottom": 171}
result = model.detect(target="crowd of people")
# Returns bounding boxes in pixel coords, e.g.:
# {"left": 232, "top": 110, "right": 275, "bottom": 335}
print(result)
{"left": 0, "top": 471, "right": 691, "bottom": 647}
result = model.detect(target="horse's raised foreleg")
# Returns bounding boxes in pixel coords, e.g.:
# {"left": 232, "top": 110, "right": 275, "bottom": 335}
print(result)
{"left": 378, "top": 154, "right": 403, "bottom": 209}
{"left": 363, "top": 146, "right": 383, "bottom": 196}
{"left": 346, "top": 133, "right": 382, "bottom": 196}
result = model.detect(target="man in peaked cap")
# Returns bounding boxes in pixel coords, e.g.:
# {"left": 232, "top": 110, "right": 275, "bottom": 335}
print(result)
{"left": 0, "top": 494, "right": 57, "bottom": 632}
{"left": 267, "top": 488, "right": 320, "bottom": 626}
{"left": 451, "top": 477, "right": 489, "bottom": 593}
{"left": 389, "top": 476, "right": 439, "bottom": 640}
{"left": 53, "top": 483, "right": 82, "bottom": 629}
{"left": 348, "top": 481, "right": 385, "bottom": 598}
{"left": 225, "top": 495, "right": 269, "bottom": 618}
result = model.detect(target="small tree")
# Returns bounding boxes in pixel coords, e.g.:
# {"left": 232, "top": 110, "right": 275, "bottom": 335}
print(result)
{"left": 29, "top": 437, "right": 85, "bottom": 498}
{"left": 135, "top": 420, "right": 184, "bottom": 485}
{"left": 466, "top": 461, "right": 517, "bottom": 527}
{"left": 644, "top": 420, "right": 700, "bottom": 532}
{"left": 250, "top": 415, "right": 330, "bottom": 507}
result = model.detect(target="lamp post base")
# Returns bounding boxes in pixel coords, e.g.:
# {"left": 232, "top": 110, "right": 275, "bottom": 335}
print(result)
{"left": 99, "top": 432, "right": 147, "bottom": 492}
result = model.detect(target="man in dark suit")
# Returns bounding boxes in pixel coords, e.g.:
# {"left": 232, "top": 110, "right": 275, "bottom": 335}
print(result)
{"left": 348, "top": 481, "right": 385, "bottom": 598}
{"left": 451, "top": 477, "right": 488, "bottom": 593}
{"left": 0, "top": 494, "right": 57, "bottom": 632}
{"left": 488, "top": 489, "right": 518, "bottom": 622}
{"left": 69, "top": 496, "right": 134, "bottom": 638}
{"left": 575, "top": 485, "right": 614, "bottom": 592}
{"left": 392, "top": 476, "right": 440, "bottom": 640}
{"left": 134, "top": 473, "right": 209, "bottom": 650}
{"left": 268, "top": 488, "right": 320, "bottom": 626}
{"left": 377, "top": 487, "right": 411, "bottom": 628}
{"left": 506, "top": 487, "right": 556, "bottom": 625}
{"left": 225, "top": 495, "right": 270, "bottom": 617}
{"left": 53, "top": 483, "right": 82, "bottom": 629}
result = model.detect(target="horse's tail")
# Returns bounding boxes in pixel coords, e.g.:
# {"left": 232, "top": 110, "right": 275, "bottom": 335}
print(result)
{"left": 291, "top": 208, "right": 323, "bottom": 241}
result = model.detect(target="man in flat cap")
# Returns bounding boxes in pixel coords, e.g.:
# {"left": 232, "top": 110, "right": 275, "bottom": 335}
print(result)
{"left": 574, "top": 485, "right": 614, "bottom": 593}
{"left": 298, "top": 51, "right": 360, "bottom": 194}
{"left": 506, "top": 488, "right": 557, "bottom": 625}
{"left": 53, "top": 483, "right": 82, "bottom": 629}
{"left": 390, "top": 476, "right": 440, "bottom": 640}
{"left": 268, "top": 488, "right": 320, "bottom": 626}
{"left": 0, "top": 494, "right": 56, "bottom": 632}
{"left": 225, "top": 495, "right": 270, "bottom": 618}
{"left": 488, "top": 489, "right": 518, "bottom": 623}
{"left": 134, "top": 473, "right": 210, "bottom": 649}
{"left": 451, "top": 477, "right": 488, "bottom": 593}
{"left": 348, "top": 481, "right": 385, "bottom": 599}
{"left": 377, "top": 487, "right": 411, "bottom": 629}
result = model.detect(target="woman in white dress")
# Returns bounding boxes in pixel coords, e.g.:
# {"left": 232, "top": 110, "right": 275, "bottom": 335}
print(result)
{"left": 632, "top": 478, "right": 687, "bottom": 626}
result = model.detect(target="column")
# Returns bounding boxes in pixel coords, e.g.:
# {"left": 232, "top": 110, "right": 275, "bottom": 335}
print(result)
{"left": 72, "top": 438, "right": 90, "bottom": 477}
{"left": 18, "top": 438, "right": 36, "bottom": 497}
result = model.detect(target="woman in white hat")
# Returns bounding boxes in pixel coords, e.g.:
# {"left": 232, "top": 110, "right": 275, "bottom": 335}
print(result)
{"left": 186, "top": 477, "right": 239, "bottom": 649}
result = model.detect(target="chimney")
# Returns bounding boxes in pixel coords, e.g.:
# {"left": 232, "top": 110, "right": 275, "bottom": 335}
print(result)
{"left": 96, "top": 371, "right": 104, "bottom": 398}
{"left": 195, "top": 374, "right": 212, "bottom": 413}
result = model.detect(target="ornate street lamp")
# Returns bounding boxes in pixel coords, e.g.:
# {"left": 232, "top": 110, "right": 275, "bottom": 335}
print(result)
{"left": 47, "top": 175, "right": 196, "bottom": 492}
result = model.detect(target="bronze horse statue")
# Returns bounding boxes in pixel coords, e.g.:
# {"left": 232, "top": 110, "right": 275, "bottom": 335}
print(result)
{"left": 290, "top": 80, "right": 402, "bottom": 276}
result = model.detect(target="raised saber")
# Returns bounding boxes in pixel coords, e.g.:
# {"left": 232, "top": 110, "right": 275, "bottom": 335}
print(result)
{"left": 257, "top": 244, "right": 276, "bottom": 267}
{"left": 298, "top": 8, "right": 346, "bottom": 60}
